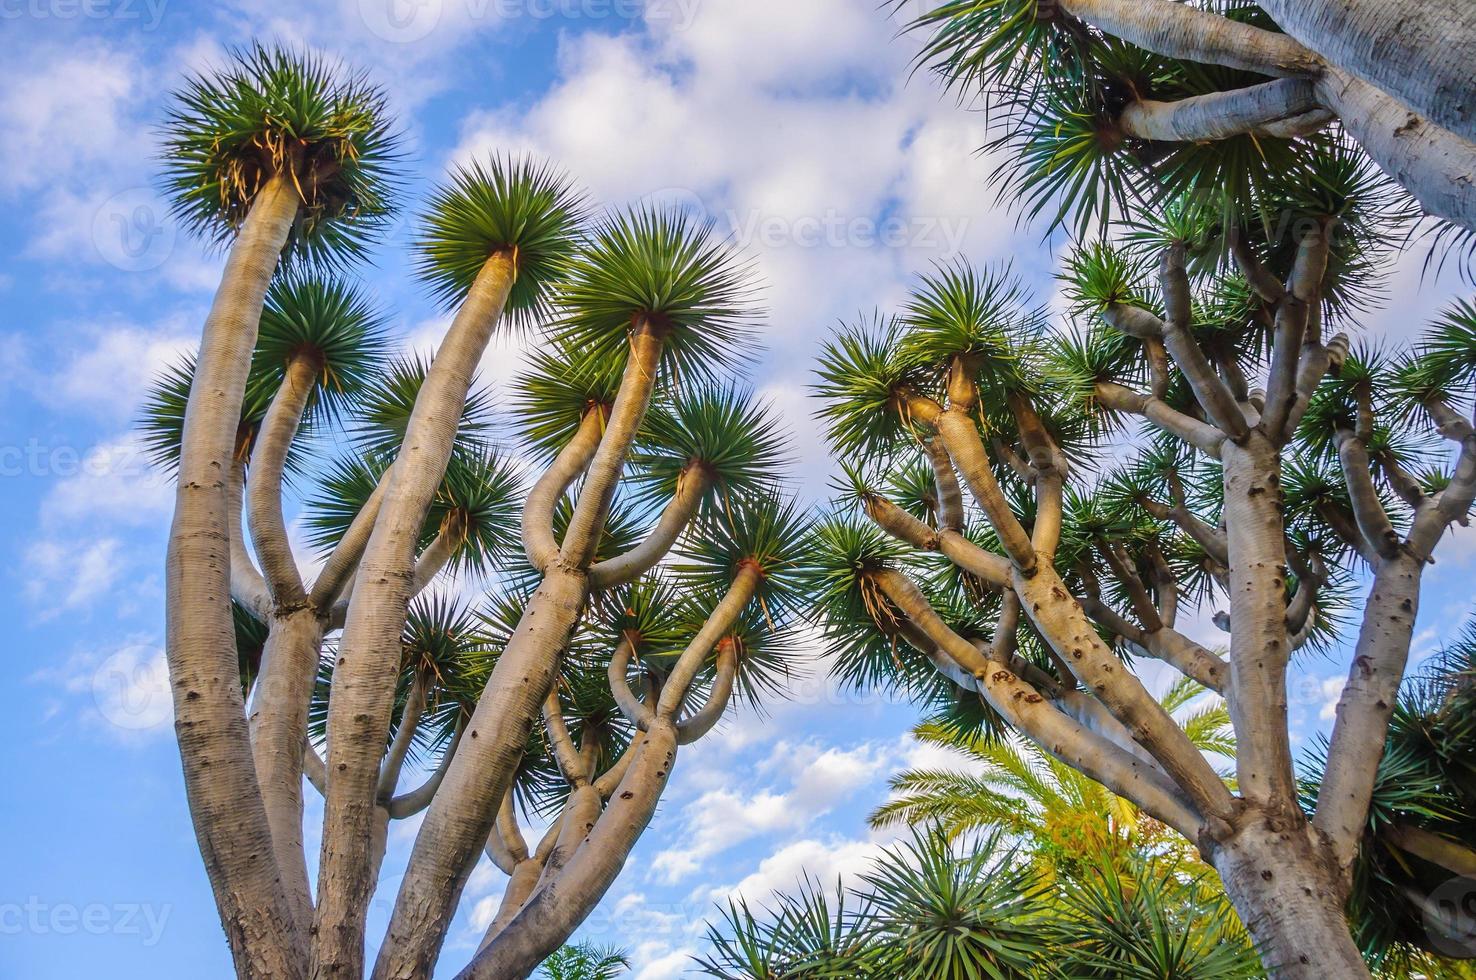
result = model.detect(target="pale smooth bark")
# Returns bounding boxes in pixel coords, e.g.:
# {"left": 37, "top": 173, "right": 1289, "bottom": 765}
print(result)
{"left": 228, "top": 459, "right": 272, "bottom": 621}
{"left": 1314, "top": 68, "right": 1476, "bottom": 234}
{"left": 455, "top": 723, "right": 679, "bottom": 980}
{"left": 588, "top": 465, "right": 707, "bottom": 589}
{"left": 878, "top": 570, "right": 1203, "bottom": 840}
{"left": 248, "top": 353, "right": 315, "bottom": 605}
{"left": 247, "top": 608, "right": 325, "bottom": 935}
{"left": 1059, "top": 0, "right": 1320, "bottom": 77}
{"left": 313, "top": 252, "right": 517, "bottom": 978}
{"left": 1119, "top": 79, "right": 1327, "bottom": 142}
{"left": 1314, "top": 549, "right": 1424, "bottom": 872}
{"left": 1221, "top": 435, "right": 1297, "bottom": 807}
{"left": 371, "top": 324, "right": 666, "bottom": 980}
{"left": 521, "top": 410, "right": 604, "bottom": 572}
{"left": 1214, "top": 817, "right": 1371, "bottom": 980}
{"left": 163, "top": 173, "right": 304, "bottom": 979}
{"left": 1258, "top": 0, "right": 1476, "bottom": 145}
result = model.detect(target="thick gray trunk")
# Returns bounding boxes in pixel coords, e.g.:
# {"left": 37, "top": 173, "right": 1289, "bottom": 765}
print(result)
{"left": 1315, "top": 67, "right": 1476, "bottom": 234}
{"left": 163, "top": 174, "right": 305, "bottom": 979}
{"left": 1258, "top": 0, "right": 1476, "bottom": 145}
{"left": 1213, "top": 814, "right": 1370, "bottom": 980}
{"left": 312, "top": 253, "right": 515, "bottom": 978}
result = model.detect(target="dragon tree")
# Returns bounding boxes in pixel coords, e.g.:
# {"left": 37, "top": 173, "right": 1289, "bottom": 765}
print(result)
{"left": 811, "top": 143, "right": 1476, "bottom": 977}
{"left": 150, "top": 45, "right": 805, "bottom": 979}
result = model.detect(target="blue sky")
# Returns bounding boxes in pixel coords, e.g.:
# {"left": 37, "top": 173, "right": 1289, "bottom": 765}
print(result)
{"left": 2, "top": 2, "right": 1474, "bottom": 978}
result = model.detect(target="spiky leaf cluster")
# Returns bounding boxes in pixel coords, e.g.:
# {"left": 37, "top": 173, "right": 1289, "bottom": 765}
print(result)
{"left": 160, "top": 43, "right": 401, "bottom": 263}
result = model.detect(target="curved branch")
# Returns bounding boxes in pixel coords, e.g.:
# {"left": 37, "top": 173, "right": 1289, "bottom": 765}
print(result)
{"left": 656, "top": 564, "right": 761, "bottom": 719}
{"left": 560, "top": 320, "right": 666, "bottom": 567}
{"left": 309, "top": 465, "right": 389, "bottom": 611}
{"left": 588, "top": 465, "right": 707, "bottom": 590}
{"left": 607, "top": 637, "right": 655, "bottom": 732}
{"left": 934, "top": 409, "right": 1037, "bottom": 572}
{"left": 676, "top": 639, "right": 738, "bottom": 745}
{"left": 1095, "top": 382, "right": 1226, "bottom": 457}
{"left": 521, "top": 410, "right": 604, "bottom": 573}
{"left": 247, "top": 353, "right": 316, "bottom": 605}
{"left": 877, "top": 570, "right": 1205, "bottom": 840}
{"left": 1119, "top": 78, "right": 1326, "bottom": 142}
{"left": 377, "top": 672, "right": 426, "bottom": 801}
{"left": 924, "top": 436, "right": 964, "bottom": 531}
{"left": 541, "top": 685, "right": 589, "bottom": 787}
{"left": 228, "top": 458, "right": 272, "bottom": 620}
{"left": 386, "top": 721, "right": 464, "bottom": 820}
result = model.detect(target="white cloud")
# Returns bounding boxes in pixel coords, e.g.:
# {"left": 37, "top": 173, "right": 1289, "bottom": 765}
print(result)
{"left": 649, "top": 739, "right": 893, "bottom": 885}
{"left": 39, "top": 433, "right": 173, "bottom": 528}
{"left": 0, "top": 43, "right": 142, "bottom": 194}
{"left": 28, "top": 637, "right": 173, "bottom": 740}
{"left": 21, "top": 315, "right": 196, "bottom": 421}
{"left": 23, "top": 537, "right": 125, "bottom": 618}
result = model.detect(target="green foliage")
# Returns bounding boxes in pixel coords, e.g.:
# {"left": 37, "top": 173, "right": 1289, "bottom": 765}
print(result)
{"left": 630, "top": 383, "right": 791, "bottom": 511}
{"left": 512, "top": 341, "right": 626, "bottom": 459}
{"left": 350, "top": 354, "right": 496, "bottom": 459}
{"left": 160, "top": 43, "right": 401, "bottom": 263}
{"left": 1302, "top": 619, "right": 1476, "bottom": 969}
{"left": 555, "top": 206, "right": 759, "bottom": 381}
{"left": 537, "top": 942, "right": 629, "bottom": 980}
{"left": 254, "top": 271, "right": 391, "bottom": 421}
{"left": 415, "top": 156, "right": 586, "bottom": 316}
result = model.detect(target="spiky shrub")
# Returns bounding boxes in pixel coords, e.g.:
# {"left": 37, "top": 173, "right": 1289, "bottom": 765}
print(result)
{"left": 700, "top": 827, "right": 1261, "bottom": 979}
{"left": 810, "top": 146, "right": 1476, "bottom": 976}
{"left": 892, "top": 0, "right": 1476, "bottom": 250}
{"left": 148, "top": 46, "right": 803, "bottom": 980}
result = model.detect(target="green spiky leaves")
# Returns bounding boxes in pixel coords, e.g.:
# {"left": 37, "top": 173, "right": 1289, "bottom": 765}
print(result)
{"left": 416, "top": 156, "right": 586, "bottom": 316}
{"left": 352, "top": 355, "right": 495, "bottom": 459}
{"left": 555, "top": 206, "right": 759, "bottom": 381}
{"left": 254, "top": 271, "right": 390, "bottom": 421}
{"left": 631, "top": 384, "right": 790, "bottom": 510}
{"left": 161, "top": 43, "right": 401, "bottom": 263}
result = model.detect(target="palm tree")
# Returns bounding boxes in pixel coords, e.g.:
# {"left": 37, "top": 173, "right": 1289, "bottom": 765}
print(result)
{"left": 149, "top": 45, "right": 806, "bottom": 980}
{"left": 892, "top": 0, "right": 1476, "bottom": 240}
{"left": 809, "top": 139, "right": 1476, "bottom": 975}
{"left": 697, "top": 827, "right": 1261, "bottom": 979}
{"left": 537, "top": 942, "right": 630, "bottom": 979}
{"left": 871, "top": 677, "right": 1232, "bottom": 879}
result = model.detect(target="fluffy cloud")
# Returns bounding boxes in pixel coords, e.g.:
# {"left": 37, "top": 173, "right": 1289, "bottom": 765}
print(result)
{"left": 649, "top": 739, "right": 897, "bottom": 885}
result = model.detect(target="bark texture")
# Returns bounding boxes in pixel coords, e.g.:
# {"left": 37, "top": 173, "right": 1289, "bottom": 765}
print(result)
{"left": 371, "top": 324, "right": 666, "bottom": 980}
{"left": 312, "top": 252, "right": 516, "bottom": 978}
{"left": 163, "top": 174, "right": 305, "bottom": 979}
